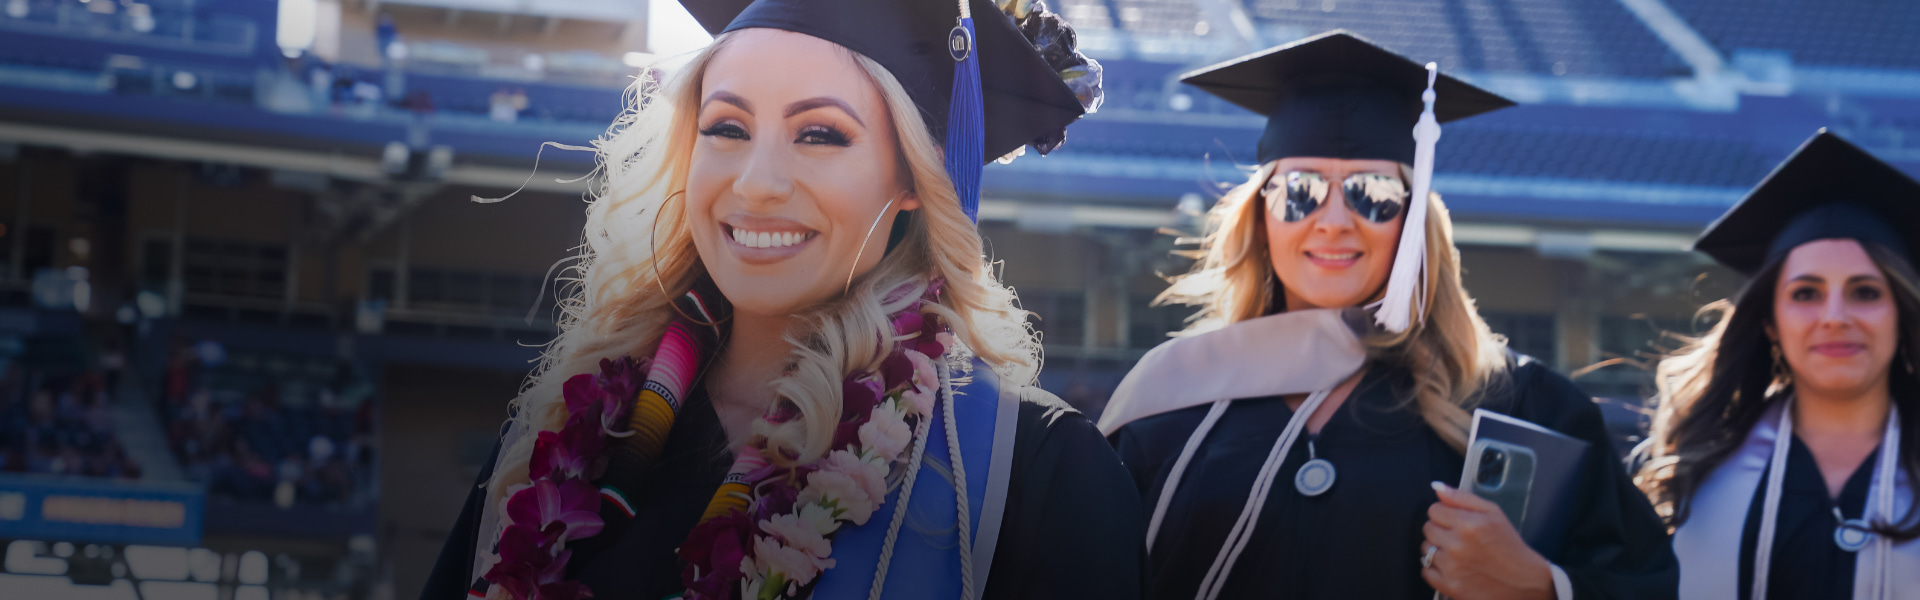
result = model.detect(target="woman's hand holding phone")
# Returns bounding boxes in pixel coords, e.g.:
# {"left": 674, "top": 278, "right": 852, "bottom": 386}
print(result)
{"left": 1420, "top": 482, "right": 1555, "bottom": 600}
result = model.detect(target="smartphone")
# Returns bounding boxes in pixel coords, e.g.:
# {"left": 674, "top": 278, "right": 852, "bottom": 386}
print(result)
{"left": 1463, "top": 439, "right": 1536, "bottom": 530}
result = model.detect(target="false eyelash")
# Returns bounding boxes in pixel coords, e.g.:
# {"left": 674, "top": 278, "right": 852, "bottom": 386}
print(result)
{"left": 796, "top": 125, "right": 851, "bottom": 146}
{"left": 699, "top": 122, "right": 748, "bottom": 139}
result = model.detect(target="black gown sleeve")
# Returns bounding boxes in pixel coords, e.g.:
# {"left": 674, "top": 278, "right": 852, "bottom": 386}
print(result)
{"left": 1505, "top": 359, "right": 1680, "bottom": 600}
{"left": 420, "top": 437, "right": 501, "bottom": 600}
{"left": 982, "top": 388, "right": 1147, "bottom": 600}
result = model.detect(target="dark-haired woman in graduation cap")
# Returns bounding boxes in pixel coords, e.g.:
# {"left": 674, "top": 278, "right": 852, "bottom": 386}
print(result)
{"left": 1100, "top": 31, "right": 1678, "bottom": 600}
{"left": 1638, "top": 130, "right": 1920, "bottom": 600}
{"left": 417, "top": 1, "right": 1144, "bottom": 599}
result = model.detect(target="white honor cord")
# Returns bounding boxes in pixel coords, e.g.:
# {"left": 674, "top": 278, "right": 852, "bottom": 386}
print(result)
{"left": 1750, "top": 398, "right": 1793, "bottom": 600}
{"left": 943, "top": 380, "right": 976, "bottom": 600}
{"left": 869, "top": 399, "right": 933, "bottom": 600}
{"left": 1145, "top": 400, "right": 1232, "bottom": 549}
{"left": 1866, "top": 404, "right": 1901, "bottom": 599}
{"left": 1194, "top": 388, "right": 1335, "bottom": 600}
{"left": 1750, "top": 399, "right": 1902, "bottom": 600}
{"left": 867, "top": 368, "right": 975, "bottom": 600}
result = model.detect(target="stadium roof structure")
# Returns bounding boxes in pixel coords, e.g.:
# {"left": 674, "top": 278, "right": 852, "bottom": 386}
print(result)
{"left": 0, "top": 0, "right": 1917, "bottom": 233}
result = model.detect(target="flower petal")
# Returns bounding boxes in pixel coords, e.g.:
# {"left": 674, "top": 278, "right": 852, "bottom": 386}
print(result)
{"left": 529, "top": 431, "right": 567, "bottom": 481}
{"left": 552, "top": 480, "right": 605, "bottom": 540}
{"left": 561, "top": 373, "right": 600, "bottom": 415}
{"left": 505, "top": 484, "right": 544, "bottom": 528}
{"left": 891, "top": 311, "right": 924, "bottom": 338}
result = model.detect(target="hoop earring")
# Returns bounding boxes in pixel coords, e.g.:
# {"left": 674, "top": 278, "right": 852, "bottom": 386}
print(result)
{"left": 844, "top": 194, "right": 900, "bottom": 296}
{"left": 650, "top": 189, "right": 725, "bottom": 327}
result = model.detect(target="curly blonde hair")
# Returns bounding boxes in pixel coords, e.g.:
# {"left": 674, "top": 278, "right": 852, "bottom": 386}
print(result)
{"left": 482, "top": 31, "right": 1041, "bottom": 517}
{"left": 1156, "top": 162, "right": 1509, "bottom": 449}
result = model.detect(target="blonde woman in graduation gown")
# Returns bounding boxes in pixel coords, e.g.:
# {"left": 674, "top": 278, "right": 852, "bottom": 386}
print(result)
{"left": 418, "top": 1, "right": 1144, "bottom": 599}
{"left": 1100, "top": 31, "right": 1678, "bottom": 600}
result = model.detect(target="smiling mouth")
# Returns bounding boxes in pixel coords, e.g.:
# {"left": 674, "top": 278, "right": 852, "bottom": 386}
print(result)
{"left": 1810, "top": 342, "right": 1868, "bottom": 357}
{"left": 1306, "top": 251, "right": 1362, "bottom": 261}
{"left": 725, "top": 224, "right": 817, "bottom": 249}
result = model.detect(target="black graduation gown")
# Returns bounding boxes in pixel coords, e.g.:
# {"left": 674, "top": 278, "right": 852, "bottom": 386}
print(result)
{"left": 420, "top": 384, "right": 1146, "bottom": 600}
{"left": 1735, "top": 436, "right": 1878, "bottom": 600}
{"left": 1109, "top": 355, "right": 1679, "bottom": 600}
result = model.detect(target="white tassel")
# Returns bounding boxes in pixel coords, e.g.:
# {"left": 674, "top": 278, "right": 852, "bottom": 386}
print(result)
{"left": 1372, "top": 63, "right": 1441, "bottom": 333}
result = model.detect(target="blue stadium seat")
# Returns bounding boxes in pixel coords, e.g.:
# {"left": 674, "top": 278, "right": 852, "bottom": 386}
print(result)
{"left": 1667, "top": 0, "right": 1920, "bottom": 70}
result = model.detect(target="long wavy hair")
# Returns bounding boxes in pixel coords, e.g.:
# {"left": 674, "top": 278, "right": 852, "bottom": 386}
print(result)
{"left": 1636, "top": 243, "right": 1920, "bottom": 539}
{"left": 481, "top": 31, "right": 1041, "bottom": 519}
{"left": 1156, "top": 162, "right": 1510, "bottom": 450}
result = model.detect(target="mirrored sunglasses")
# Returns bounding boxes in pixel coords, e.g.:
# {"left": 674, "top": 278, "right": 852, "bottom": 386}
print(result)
{"left": 1262, "top": 171, "right": 1410, "bottom": 224}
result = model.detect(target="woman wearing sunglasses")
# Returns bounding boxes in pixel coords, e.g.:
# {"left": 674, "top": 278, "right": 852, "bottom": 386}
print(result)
{"left": 1099, "top": 32, "right": 1677, "bottom": 600}
{"left": 1641, "top": 130, "right": 1920, "bottom": 600}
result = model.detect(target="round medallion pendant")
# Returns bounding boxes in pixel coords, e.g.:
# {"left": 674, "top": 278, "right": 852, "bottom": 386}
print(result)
{"left": 1835, "top": 519, "right": 1873, "bottom": 552}
{"left": 1295, "top": 458, "right": 1337, "bottom": 496}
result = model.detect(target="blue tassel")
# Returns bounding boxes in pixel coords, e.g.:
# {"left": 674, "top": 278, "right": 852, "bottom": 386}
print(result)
{"left": 945, "top": 14, "right": 986, "bottom": 223}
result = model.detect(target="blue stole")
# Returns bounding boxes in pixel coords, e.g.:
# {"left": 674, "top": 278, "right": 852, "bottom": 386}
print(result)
{"left": 810, "top": 359, "right": 1011, "bottom": 600}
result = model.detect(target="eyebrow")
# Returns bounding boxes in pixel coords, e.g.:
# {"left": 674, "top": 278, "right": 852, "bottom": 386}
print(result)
{"left": 701, "top": 91, "right": 752, "bottom": 114}
{"left": 785, "top": 96, "right": 865, "bottom": 127}
{"left": 1272, "top": 169, "right": 1398, "bottom": 179}
{"left": 1787, "top": 274, "right": 1886, "bottom": 285}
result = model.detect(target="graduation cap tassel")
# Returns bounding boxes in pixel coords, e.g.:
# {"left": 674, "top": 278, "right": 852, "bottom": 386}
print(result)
{"left": 945, "top": 0, "right": 986, "bottom": 223}
{"left": 1372, "top": 63, "right": 1441, "bottom": 334}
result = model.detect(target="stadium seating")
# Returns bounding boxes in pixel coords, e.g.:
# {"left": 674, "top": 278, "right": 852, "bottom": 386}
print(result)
{"left": 1057, "top": 0, "right": 1686, "bottom": 78}
{"left": 1438, "top": 124, "right": 1775, "bottom": 186}
{"left": 0, "top": 363, "right": 141, "bottom": 479}
{"left": 1668, "top": 0, "right": 1920, "bottom": 70}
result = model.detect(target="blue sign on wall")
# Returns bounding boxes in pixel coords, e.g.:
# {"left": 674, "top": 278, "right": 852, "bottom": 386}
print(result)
{"left": 0, "top": 476, "right": 204, "bottom": 547}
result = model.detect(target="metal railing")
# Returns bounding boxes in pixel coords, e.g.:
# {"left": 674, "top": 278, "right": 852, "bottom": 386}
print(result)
{"left": 0, "top": 1, "right": 258, "bottom": 57}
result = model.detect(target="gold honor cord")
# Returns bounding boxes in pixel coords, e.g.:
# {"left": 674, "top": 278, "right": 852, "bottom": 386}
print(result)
{"left": 702, "top": 472, "right": 755, "bottom": 521}
{"left": 610, "top": 385, "right": 680, "bottom": 470}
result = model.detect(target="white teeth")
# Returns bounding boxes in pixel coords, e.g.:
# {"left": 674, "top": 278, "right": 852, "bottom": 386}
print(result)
{"left": 731, "top": 228, "right": 810, "bottom": 249}
{"left": 1311, "top": 252, "right": 1359, "bottom": 260}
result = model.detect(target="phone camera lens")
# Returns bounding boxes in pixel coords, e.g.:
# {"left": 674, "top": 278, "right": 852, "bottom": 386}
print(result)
{"left": 1477, "top": 449, "right": 1507, "bottom": 487}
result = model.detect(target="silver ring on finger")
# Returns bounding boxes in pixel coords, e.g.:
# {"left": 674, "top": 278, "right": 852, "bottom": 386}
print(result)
{"left": 1420, "top": 545, "right": 1439, "bottom": 569}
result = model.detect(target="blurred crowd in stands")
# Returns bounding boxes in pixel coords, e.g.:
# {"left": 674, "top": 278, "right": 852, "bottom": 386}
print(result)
{"left": 0, "top": 325, "right": 383, "bottom": 510}
{"left": 0, "top": 355, "right": 142, "bottom": 479}
{"left": 158, "top": 340, "right": 378, "bottom": 508}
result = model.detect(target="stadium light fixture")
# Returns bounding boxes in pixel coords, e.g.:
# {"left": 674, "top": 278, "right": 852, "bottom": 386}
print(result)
{"left": 276, "top": 0, "right": 318, "bottom": 59}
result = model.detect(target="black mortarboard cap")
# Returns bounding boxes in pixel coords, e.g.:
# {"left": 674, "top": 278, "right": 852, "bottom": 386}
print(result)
{"left": 1694, "top": 129, "right": 1920, "bottom": 276}
{"left": 1180, "top": 30, "right": 1515, "bottom": 164}
{"left": 678, "top": 0, "right": 1087, "bottom": 162}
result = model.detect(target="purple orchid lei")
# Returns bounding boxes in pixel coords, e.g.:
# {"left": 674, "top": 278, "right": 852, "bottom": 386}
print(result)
{"left": 679, "top": 280, "right": 952, "bottom": 600}
{"left": 482, "top": 356, "right": 650, "bottom": 600}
